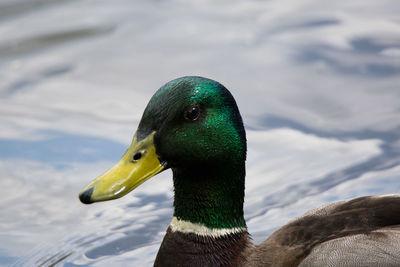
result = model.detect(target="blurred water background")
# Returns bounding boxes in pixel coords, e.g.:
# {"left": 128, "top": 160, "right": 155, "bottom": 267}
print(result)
{"left": 1, "top": 0, "right": 400, "bottom": 266}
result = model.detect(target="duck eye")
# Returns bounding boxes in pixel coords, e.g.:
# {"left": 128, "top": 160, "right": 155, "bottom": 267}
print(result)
{"left": 184, "top": 105, "right": 200, "bottom": 121}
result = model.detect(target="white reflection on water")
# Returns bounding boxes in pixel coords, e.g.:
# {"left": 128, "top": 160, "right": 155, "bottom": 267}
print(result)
{"left": 1, "top": 0, "right": 400, "bottom": 266}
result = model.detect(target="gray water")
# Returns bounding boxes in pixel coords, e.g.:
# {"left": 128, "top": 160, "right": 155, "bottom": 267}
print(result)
{"left": 1, "top": 0, "right": 400, "bottom": 266}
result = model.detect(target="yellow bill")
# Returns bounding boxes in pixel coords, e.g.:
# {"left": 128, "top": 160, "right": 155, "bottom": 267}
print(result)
{"left": 79, "top": 131, "right": 165, "bottom": 204}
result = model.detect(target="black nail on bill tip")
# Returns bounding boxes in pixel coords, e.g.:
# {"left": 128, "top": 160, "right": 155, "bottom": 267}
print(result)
{"left": 79, "top": 187, "right": 94, "bottom": 204}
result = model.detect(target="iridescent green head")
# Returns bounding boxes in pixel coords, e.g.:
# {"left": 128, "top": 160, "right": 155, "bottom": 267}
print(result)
{"left": 80, "top": 76, "right": 247, "bottom": 228}
{"left": 138, "top": 76, "right": 246, "bottom": 168}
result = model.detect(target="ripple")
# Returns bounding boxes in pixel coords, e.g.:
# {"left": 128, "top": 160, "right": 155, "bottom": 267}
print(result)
{"left": 0, "top": 25, "right": 115, "bottom": 58}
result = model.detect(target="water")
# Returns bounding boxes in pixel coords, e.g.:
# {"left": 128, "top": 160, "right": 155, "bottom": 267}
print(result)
{"left": 1, "top": 0, "right": 400, "bottom": 266}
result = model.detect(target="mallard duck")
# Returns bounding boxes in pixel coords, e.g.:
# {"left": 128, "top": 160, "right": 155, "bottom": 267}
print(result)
{"left": 79, "top": 76, "right": 400, "bottom": 266}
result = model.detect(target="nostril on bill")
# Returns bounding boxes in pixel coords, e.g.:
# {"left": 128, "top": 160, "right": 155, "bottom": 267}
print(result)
{"left": 133, "top": 152, "right": 142, "bottom": 161}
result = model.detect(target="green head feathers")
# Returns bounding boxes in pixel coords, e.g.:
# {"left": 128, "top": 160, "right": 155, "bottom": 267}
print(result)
{"left": 138, "top": 76, "right": 246, "bottom": 168}
{"left": 138, "top": 76, "right": 247, "bottom": 228}
{"left": 80, "top": 76, "right": 247, "bottom": 229}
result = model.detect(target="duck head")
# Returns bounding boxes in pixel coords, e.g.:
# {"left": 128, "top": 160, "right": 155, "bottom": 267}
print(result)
{"left": 79, "top": 76, "right": 246, "bottom": 228}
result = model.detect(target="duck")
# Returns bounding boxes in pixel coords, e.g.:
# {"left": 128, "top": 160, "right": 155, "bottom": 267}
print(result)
{"left": 79, "top": 76, "right": 400, "bottom": 266}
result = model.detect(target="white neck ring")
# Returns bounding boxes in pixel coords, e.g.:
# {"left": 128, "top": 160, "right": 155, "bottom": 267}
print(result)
{"left": 169, "top": 216, "right": 247, "bottom": 237}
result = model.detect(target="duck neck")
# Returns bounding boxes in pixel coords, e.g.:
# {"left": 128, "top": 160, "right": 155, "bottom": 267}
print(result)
{"left": 172, "top": 161, "right": 247, "bottom": 229}
{"left": 154, "top": 162, "right": 250, "bottom": 266}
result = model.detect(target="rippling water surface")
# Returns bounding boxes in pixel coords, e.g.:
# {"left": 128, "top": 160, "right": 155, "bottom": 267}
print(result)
{"left": 1, "top": 0, "right": 400, "bottom": 266}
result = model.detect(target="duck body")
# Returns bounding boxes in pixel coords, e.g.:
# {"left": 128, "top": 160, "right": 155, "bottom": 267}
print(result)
{"left": 79, "top": 76, "right": 400, "bottom": 266}
{"left": 248, "top": 195, "right": 400, "bottom": 266}
{"left": 154, "top": 195, "right": 400, "bottom": 267}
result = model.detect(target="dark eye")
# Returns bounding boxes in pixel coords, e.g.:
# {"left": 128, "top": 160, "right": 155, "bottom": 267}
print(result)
{"left": 184, "top": 105, "right": 200, "bottom": 121}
